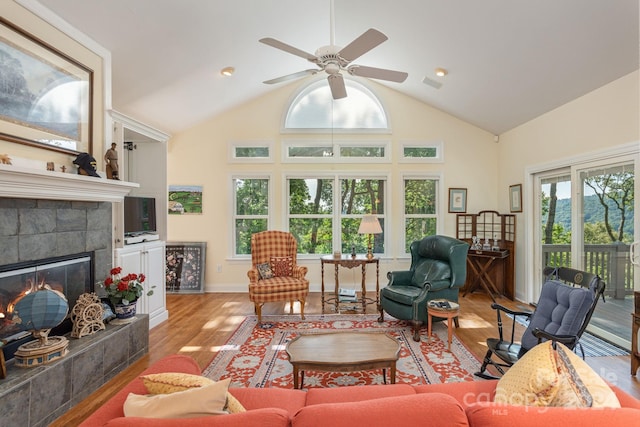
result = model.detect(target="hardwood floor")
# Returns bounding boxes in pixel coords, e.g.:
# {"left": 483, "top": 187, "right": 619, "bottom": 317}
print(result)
{"left": 51, "top": 292, "right": 640, "bottom": 426}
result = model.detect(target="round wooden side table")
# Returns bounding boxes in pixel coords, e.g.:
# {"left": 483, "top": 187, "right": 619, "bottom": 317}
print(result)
{"left": 427, "top": 299, "right": 460, "bottom": 352}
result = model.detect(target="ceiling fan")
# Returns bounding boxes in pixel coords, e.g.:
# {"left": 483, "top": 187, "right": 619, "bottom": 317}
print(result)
{"left": 259, "top": 0, "right": 408, "bottom": 99}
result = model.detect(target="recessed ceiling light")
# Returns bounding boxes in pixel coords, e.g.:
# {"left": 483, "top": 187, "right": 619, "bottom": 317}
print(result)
{"left": 434, "top": 68, "right": 448, "bottom": 77}
{"left": 220, "top": 67, "right": 235, "bottom": 77}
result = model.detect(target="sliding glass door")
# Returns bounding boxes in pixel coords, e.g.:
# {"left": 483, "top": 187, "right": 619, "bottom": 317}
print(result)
{"left": 535, "top": 155, "right": 638, "bottom": 349}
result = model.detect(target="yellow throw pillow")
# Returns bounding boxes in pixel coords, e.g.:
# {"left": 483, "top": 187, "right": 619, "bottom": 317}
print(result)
{"left": 226, "top": 392, "right": 248, "bottom": 414}
{"left": 140, "top": 372, "right": 246, "bottom": 413}
{"left": 141, "top": 372, "right": 212, "bottom": 394}
{"left": 551, "top": 343, "right": 620, "bottom": 408}
{"left": 494, "top": 341, "right": 560, "bottom": 406}
{"left": 124, "top": 378, "right": 231, "bottom": 418}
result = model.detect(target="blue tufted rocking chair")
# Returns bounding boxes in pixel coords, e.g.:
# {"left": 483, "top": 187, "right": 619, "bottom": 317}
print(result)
{"left": 475, "top": 266, "right": 606, "bottom": 379}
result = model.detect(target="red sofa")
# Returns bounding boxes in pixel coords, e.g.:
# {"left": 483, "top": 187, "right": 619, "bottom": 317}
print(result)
{"left": 79, "top": 354, "right": 640, "bottom": 427}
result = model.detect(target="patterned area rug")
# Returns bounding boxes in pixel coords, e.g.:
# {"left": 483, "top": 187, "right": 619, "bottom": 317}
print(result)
{"left": 202, "top": 314, "right": 481, "bottom": 389}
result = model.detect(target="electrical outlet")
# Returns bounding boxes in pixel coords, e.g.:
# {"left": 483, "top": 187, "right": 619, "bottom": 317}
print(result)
{"left": 217, "top": 264, "right": 222, "bottom": 273}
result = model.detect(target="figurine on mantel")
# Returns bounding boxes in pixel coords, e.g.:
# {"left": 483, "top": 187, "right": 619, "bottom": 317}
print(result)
{"left": 104, "top": 142, "right": 119, "bottom": 180}
{"left": 0, "top": 153, "right": 12, "bottom": 165}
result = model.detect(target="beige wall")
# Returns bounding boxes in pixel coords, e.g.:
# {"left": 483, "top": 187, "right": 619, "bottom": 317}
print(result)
{"left": 168, "top": 79, "right": 497, "bottom": 292}
{"left": 498, "top": 70, "right": 640, "bottom": 301}
{"left": 1, "top": 1, "right": 106, "bottom": 172}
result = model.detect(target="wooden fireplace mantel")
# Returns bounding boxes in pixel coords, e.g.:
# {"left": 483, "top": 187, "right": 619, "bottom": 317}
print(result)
{"left": 0, "top": 163, "right": 138, "bottom": 202}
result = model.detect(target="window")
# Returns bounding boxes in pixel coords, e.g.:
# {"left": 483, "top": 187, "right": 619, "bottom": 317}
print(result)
{"left": 403, "top": 176, "right": 440, "bottom": 253}
{"left": 229, "top": 141, "right": 273, "bottom": 162}
{"left": 399, "top": 141, "right": 444, "bottom": 163}
{"left": 286, "top": 175, "right": 386, "bottom": 255}
{"left": 284, "top": 78, "right": 389, "bottom": 131}
{"left": 282, "top": 140, "right": 391, "bottom": 163}
{"left": 233, "top": 176, "right": 270, "bottom": 255}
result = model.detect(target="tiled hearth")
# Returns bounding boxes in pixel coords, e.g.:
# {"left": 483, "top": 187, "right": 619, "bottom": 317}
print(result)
{"left": 0, "top": 165, "right": 146, "bottom": 427}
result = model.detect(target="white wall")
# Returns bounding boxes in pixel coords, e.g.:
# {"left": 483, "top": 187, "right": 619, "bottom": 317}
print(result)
{"left": 167, "top": 79, "right": 497, "bottom": 292}
{"left": 498, "top": 71, "right": 640, "bottom": 301}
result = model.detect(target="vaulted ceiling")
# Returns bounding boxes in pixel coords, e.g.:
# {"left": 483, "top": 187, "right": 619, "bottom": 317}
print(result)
{"left": 36, "top": 0, "right": 639, "bottom": 136}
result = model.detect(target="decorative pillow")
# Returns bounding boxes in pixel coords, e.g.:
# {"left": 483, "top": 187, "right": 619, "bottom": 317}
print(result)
{"left": 270, "top": 256, "right": 293, "bottom": 277}
{"left": 141, "top": 372, "right": 246, "bottom": 413}
{"left": 124, "top": 378, "right": 231, "bottom": 418}
{"left": 494, "top": 341, "right": 621, "bottom": 408}
{"left": 257, "top": 262, "right": 274, "bottom": 280}
{"left": 551, "top": 343, "right": 620, "bottom": 408}
{"left": 141, "top": 372, "right": 212, "bottom": 394}
{"left": 494, "top": 341, "right": 560, "bottom": 406}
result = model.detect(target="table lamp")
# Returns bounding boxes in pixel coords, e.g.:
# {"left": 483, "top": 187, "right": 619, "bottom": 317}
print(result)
{"left": 358, "top": 214, "right": 382, "bottom": 259}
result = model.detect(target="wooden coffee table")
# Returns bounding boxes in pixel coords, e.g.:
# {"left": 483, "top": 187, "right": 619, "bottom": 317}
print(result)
{"left": 285, "top": 332, "right": 401, "bottom": 389}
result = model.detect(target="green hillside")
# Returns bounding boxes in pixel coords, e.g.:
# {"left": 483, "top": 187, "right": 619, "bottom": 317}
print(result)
{"left": 545, "top": 195, "right": 634, "bottom": 239}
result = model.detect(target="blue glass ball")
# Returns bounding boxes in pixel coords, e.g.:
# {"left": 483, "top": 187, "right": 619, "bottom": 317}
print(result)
{"left": 13, "top": 289, "right": 69, "bottom": 331}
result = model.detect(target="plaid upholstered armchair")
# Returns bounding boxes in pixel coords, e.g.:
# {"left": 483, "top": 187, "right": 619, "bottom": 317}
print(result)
{"left": 247, "top": 230, "right": 309, "bottom": 322}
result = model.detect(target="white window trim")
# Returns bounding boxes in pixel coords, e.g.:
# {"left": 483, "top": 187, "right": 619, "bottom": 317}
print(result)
{"left": 281, "top": 139, "right": 391, "bottom": 163}
{"left": 399, "top": 172, "right": 444, "bottom": 257}
{"left": 398, "top": 140, "right": 444, "bottom": 163}
{"left": 283, "top": 171, "right": 390, "bottom": 259}
{"left": 228, "top": 140, "right": 274, "bottom": 163}
{"left": 230, "top": 172, "right": 273, "bottom": 258}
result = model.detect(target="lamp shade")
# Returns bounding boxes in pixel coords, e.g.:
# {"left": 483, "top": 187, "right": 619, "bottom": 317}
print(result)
{"left": 358, "top": 215, "right": 382, "bottom": 234}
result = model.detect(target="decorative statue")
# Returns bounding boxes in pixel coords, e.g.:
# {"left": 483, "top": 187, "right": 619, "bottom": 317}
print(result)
{"left": 104, "top": 142, "right": 119, "bottom": 180}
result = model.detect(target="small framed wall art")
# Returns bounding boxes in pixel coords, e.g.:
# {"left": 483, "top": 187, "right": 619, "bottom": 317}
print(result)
{"left": 448, "top": 188, "right": 467, "bottom": 213}
{"left": 509, "top": 184, "right": 523, "bottom": 213}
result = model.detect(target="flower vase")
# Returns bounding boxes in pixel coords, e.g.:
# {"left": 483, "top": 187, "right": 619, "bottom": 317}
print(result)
{"left": 112, "top": 300, "right": 137, "bottom": 324}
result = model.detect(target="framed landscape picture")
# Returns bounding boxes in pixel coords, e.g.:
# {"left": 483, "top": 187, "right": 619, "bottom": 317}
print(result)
{"left": 168, "top": 185, "right": 203, "bottom": 214}
{"left": 165, "top": 242, "right": 206, "bottom": 293}
{"left": 0, "top": 18, "right": 93, "bottom": 155}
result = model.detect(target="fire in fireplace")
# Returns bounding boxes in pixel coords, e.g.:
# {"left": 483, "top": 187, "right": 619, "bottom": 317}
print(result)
{"left": 0, "top": 252, "right": 94, "bottom": 360}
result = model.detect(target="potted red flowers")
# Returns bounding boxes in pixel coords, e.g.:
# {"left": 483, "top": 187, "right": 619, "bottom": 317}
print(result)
{"left": 102, "top": 267, "right": 154, "bottom": 320}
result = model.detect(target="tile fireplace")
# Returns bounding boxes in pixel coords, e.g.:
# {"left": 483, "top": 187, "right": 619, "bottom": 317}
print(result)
{"left": 0, "top": 252, "right": 94, "bottom": 360}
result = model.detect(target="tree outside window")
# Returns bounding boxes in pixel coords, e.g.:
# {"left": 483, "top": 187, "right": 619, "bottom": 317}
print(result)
{"left": 287, "top": 176, "right": 386, "bottom": 255}
{"left": 404, "top": 178, "right": 438, "bottom": 253}
{"left": 234, "top": 177, "right": 269, "bottom": 255}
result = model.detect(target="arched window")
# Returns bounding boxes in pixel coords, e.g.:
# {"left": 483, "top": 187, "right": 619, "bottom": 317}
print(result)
{"left": 284, "top": 78, "right": 389, "bottom": 131}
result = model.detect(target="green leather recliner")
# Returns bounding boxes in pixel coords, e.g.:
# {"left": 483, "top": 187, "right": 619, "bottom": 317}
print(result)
{"left": 378, "top": 235, "right": 470, "bottom": 341}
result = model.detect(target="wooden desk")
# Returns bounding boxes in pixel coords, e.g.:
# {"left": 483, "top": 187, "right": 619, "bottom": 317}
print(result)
{"left": 463, "top": 249, "right": 509, "bottom": 303}
{"left": 320, "top": 255, "right": 379, "bottom": 313}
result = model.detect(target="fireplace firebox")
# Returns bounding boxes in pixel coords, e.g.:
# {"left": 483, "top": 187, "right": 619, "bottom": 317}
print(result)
{"left": 0, "top": 252, "right": 94, "bottom": 360}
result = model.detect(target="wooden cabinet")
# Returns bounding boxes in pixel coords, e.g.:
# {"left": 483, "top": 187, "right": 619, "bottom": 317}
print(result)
{"left": 116, "top": 240, "right": 168, "bottom": 328}
{"left": 456, "top": 210, "right": 516, "bottom": 300}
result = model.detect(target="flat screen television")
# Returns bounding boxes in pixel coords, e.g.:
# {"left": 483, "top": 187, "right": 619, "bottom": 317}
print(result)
{"left": 124, "top": 196, "right": 157, "bottom": 236}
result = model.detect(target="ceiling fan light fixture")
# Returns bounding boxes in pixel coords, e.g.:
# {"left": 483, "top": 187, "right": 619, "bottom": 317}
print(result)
{"left": 435, "top": 67, "right": 448, "bottom": 77}
{"left": 220, "top": 66, "right": 235, "bottom": 77}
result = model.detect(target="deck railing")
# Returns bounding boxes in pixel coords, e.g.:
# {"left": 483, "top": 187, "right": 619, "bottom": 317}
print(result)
{"left": 542, "top": 243, "right": 632, "bottom": 299}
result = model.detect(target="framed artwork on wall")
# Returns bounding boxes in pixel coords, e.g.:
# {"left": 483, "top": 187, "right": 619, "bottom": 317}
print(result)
{"left": 168, "top": 185, "right": 203, "bottom": 214}
{"left": 448, "top": 188, "right": 467, "bottom": 213}
{"left": 165, "top": 242, "right": 206, "bottom": 294}
{"left": 509, "top": 184, "right": 523, "bottom": 212}
{"left": 0, "top": 18, "right": 93, "bottom": 155}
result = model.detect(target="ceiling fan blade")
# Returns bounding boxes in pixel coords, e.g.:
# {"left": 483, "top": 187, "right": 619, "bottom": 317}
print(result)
{"left": 338, "top": 28, "right": 388, "bottom": 63}
{"left": 263, "top": 69, "right": 318, "bottom": 84}
{"left": 259, "top": 37, "right": 317, "bottom": 62}
{"left": 328, "top": 74, "right": 347, "bottom": 99}
{"left": 348, "top": 65, "right": 408, "bottom": 83}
